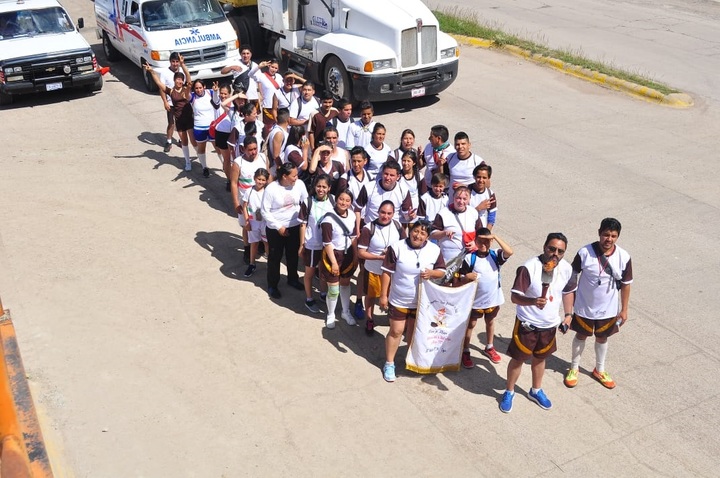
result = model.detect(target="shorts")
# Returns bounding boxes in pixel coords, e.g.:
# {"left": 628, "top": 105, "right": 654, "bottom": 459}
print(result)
{"left": 166, "top": 109, "right": 175, "bottom": 126}
{"left": 388, "top": 305, "right": 417, "bottom": 321}
{"left": 506, "top": 317, "right": 557, "bottom": 361}
{"left": 175, "top": 106, "right": 194, "bottom": 132}
{"left": 302, "top": 247, "right": 322, "bottom": 268}
{"left": 215, "top": 130, "right": 230, "bottom": 150}
{"left": 247, "top": 220, "right": 266, "bottom": 244}
{"left": 193, "top": 127, "right": 211, "bottom": 143}
{"left": 364, "top": 270, "right": 381, "bottom": 298}
{"left": 469, "top": 306, "right": 500, "bottom": 321}
{"left": 320, "top": 248, "right": 357, "bottom": 282}
{"left": 237, "top": 213, "right": 246, "bottom": 227}
{"left": 570, "top": 314, "right": 619, "bottom": 338}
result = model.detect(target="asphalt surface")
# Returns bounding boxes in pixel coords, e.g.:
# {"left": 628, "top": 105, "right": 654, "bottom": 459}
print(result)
{"left": 0, "top": 0, "right": 719, "bottom": 476}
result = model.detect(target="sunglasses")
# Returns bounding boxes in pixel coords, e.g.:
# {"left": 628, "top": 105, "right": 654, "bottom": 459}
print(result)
{"left": 546, "top": 246, "right": 565, "bottom": 254}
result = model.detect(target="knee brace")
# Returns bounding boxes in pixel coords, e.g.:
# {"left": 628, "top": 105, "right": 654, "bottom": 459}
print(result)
{"left": 328, "top": 284, "right": 340, "bottom": 299}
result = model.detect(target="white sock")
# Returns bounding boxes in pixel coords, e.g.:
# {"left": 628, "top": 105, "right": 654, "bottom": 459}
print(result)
{"left": 571, "top": 336, "right": 586, "bottom": 369}
{"left": 595, "top": 341, "right": 608, "bottom": 372}
{"left": 326, "top": 294, "right": 338, "bottom": 319}
{"left": 531, "top": 387, "right": 541, "bottom": 394}
{"left": 182, "top": 145, "right": 190, "bottom": 162}
{"left": 339, "top": 285, "right": 351, "bottom": 313}
{"left": 198, "top": 153, "right": 207, "bottom": 168}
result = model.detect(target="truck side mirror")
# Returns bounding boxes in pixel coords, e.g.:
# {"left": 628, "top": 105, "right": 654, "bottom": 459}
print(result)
{"left": 222, "top": 3, "right": 232, "bottom": 13}
{"left": 77, "top": 17, "right": 84, "bottom": 29}
{"left": 125, "top": 15, "right": 139, "bottom": 25}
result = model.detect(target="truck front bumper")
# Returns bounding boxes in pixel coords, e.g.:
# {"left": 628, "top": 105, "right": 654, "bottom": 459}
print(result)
{"left": 1, "top": 72, "right": 102, "bottom": 96}
{"left": 351, "top": 60, "right": 459, "bottom": 102}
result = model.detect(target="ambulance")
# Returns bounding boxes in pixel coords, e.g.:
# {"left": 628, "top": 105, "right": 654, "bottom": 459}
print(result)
{"left": 94, "top": 0, "right": 240, "bottom": 91}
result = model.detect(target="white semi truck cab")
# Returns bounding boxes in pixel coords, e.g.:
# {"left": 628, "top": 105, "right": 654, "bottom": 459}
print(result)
{"left": 224, "top": 0, "right": 459, "bottom": 101}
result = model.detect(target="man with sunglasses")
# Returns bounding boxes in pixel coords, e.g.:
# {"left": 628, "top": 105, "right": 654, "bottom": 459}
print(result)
{"left": 500, "top": 233, "right": 576, "bottom": 413}
{"left": 564, "top": 218, "right": 633, "bottom": 390}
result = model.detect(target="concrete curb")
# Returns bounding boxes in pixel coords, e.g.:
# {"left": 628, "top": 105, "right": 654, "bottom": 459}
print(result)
{"left": 452, "top": 34, "right": 694, "bottom": 108}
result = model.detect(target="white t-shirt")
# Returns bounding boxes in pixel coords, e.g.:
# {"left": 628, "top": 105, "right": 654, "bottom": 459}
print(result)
{"left": 365, "top": 142, "right": 393, "bottom": 179}
{"left": 241, "top": 186, "right": 264, "bottom": 223}
{"left": 289, "top": 96, "right": 320, "bottom": 124}
{"left": 512, "top": 257, "right": 577, "bottom": 328}
{"left": 447, "top": 152, "right": 485, "bottom": 188}
{"left": 254, "top": 70, "right": 282, "bottom": 108}
{"left": 300, "top": 196, "right": 335, "bottom": 250}
{"left": 334, "top": 117, "right": 353, "bottom": 150}
{"left": 320, "top": 211, "right": 358, "bottom": 251}
{"left": 347, "top": 120, "right": 375, "bottom": 149}
{"left": 572, "top": 243, "right": 633, "bottom": 320}
{"left": 261, "top": 180, "right": 308, "bottom": 230}
{"left": 399, "top": 174, "right": 421, "bottom": 223}
{"left": 274, "top": 86, "right": 300, "bottom": 110}
{"left": 358, "top": 220, "right": 406, "bottom": 275}
{"left": 432, "top": 207, "right": 481, "bottom": 262}
{"left": 190, "top": 90, "right": 218, "bottom": 128}
{"left": 469, "top": 187, "right": 497, "bottom": 228}
{"left": 234, "top": 154, "right": 268, "bottom": 193}
{"left": 419, "top": 191, "right": 448, "bottom": 223}
{"left": 423, "top": 142, "right": 455, "bottom": 186}
{"left": 461, "top": 249, "right": 507, "bottom": 309}
{"left": 381, "top": 240, "right": 445, "bottom": 309}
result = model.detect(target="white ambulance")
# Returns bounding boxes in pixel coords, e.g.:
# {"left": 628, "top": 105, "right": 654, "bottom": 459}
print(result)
{"left": 94, "top": 0, "right": 240, "bottom": 91}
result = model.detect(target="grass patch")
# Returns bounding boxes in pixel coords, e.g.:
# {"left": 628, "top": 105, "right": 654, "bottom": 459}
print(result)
{"left": 434, "top": 7, "right": 678, "bottom": 95}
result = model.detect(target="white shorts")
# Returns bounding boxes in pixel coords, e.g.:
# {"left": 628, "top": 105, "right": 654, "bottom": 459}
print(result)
{"left": 247, "top": 220, "right": 267, "bottom": 244}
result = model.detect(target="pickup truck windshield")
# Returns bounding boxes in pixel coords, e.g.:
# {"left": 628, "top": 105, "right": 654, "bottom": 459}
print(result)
{"left": 142, "top": 0, "right": 227, "bottom": 31}
{"left": 0, "top": 7, "right": 74, "bottom": 40}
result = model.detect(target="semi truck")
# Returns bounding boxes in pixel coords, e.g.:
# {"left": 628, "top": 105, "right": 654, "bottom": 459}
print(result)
{"left": 221, "top": 0, "right": 459, "bottom": 101}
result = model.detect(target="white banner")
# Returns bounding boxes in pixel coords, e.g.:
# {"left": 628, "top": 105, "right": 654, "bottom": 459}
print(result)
{"left": 406, "top": 280, "right": 476, "bottom": 374}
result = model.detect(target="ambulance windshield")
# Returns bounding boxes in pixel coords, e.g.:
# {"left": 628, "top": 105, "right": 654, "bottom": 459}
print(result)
{"left": 142, "top": 0, "right": 227, "bottom": 31}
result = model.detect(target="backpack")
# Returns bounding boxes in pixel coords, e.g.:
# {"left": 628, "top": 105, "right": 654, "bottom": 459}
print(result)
{"left": 469, "top": 249, "right": 501, "bottom": 288}
{"left": 233, "top": 68, "right": 251, "bottom": 94}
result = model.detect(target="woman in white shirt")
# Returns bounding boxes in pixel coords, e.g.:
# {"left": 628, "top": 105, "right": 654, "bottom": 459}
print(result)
{"left": 379, "top": 220, "right": 446, "bottom": 382}
{"left": 365, "top": 123, "right": 393, "bottom": 180}
{"left": 261, "top": 162, "right": 308, "bottom": 299}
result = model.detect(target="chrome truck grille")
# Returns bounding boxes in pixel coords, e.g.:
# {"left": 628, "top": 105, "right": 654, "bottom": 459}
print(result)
{"left": 401, "top": 25, "right": 437, "bottom": 68}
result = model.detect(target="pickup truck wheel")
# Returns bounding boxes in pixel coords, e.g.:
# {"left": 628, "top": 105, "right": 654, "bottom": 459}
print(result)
{"left": 102, "top": 31, "right": 121, "bottom": 62}
{"left": 142, "top": 60, "right": 158, "bottom": 93}
{"left": 324, "top": 57, "right": 352, "bottom": 102}
{"left": 0, "top": 91, "right": 12, "bottom": 106}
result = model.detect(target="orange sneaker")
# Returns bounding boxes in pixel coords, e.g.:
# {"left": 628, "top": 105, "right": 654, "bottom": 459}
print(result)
{"left": 592, "top": 368, "right": 616, "bottom": 389}
{"left": 564, "top": 368, "right": 579, "bottom": 388}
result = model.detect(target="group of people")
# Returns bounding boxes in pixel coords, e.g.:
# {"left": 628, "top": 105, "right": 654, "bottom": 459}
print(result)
{"left": 151, "top": 49, "right": 633, "bottom": 412}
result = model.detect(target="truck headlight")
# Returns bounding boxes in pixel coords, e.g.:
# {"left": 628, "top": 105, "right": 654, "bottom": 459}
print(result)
{"left": 4, "top": 67, "right": 22, "bottom": 74}
{"left": 440, "top": 47, "right": 459, "bottom": 59}
{"left": 151, "top": 50, "right": 170, "bottom": 61}
{"left": 75, "top": 56, "right": 93, "bottom": 64}
{"left": 363, "top": 59, "right": 395, "bottom": 73}
{"left": 226, "top": 40, "right": 239, "bottom": 51}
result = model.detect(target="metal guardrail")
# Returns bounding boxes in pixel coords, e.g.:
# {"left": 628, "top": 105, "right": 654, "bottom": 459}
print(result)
{"left": 0, "top": 296, "right": 53, "bottom": 477}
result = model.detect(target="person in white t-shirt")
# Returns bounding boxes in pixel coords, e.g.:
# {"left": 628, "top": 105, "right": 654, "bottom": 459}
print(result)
{"left": 240, "top": 168, "right": 270, "bottom": 278}
{"left": 499, "top": 233, "right": 577, "bottom": 413}
{"left": 365, "top": 123, "right": 393, "bottom": 180}
{"left": 379, "top": 220, "right": 446, "bottom": 382}
{"left": 253, "top": 59, "right": 283, "bottom": 138}
{"left": 564, "top": 218, "right": 633, "bottom": 390}
{"left": 422, "top": 125, "right": 454, "bottom": 187}
{"left": 288, "top": 81, "right": 320, "bottom": 128}
{"left": 444, "top": 132, "right": 486, "bottom": 199}
{"left": 469, "top": 163, "right": 497, "bottom": 229}
{"left": 333, "top": 99, "right": 354, "bottom": 150}
{"left": 346, "top": 100, "right": 375, "bottom": 150}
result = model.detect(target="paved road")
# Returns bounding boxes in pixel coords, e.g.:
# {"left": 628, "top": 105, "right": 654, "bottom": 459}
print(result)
{"left": 425, "top": 0, "right": 720, "bottom": 103}
{"left": 1, "top": 0, "right": 719, "bottom": 476}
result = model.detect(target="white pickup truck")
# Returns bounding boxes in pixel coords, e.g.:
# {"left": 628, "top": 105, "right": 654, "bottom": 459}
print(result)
{"left": 0, "top": 0, "right": 103, "bottom": 105}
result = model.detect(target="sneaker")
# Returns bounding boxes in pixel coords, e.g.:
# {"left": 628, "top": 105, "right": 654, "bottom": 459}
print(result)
{"left": 354, "top": 302, "right": 364, "bottom": 319}
{"left": 202, "top": 167, "right": 210, "bottom": 178}
{"left": 243, "top": 264, "right": 256, "bottom": 278}
{"left": 287, "top": 280, "right": 304, "bottom": 291}
{"left": 268, "top": 287, "right": 281, "bottom": 299}
{"left": 499, "top": 391, "right": 514, "bottom": 413}
{"left": 326, "top": 316, "right": 336, "bottom": 329}
{"left": 592, "top": 368, "right": 616, "bottom": 389}
{"left": 163, "top": 141, "right": 172, "bottom": 153}
{"left": 305, "top": 299, "right": 320, "bottom": 313}
{"left": 461, "top": 351, "right": 473, "bottom": 369}
{"left": 481, "top": 346, "right": 502, "bottom": 364}
{"left": 365, "top": 319, "right": 375, "bottom": 336}
{"left": 184, "top": 161, "right": 192, "bottom": 171}
{"left": 341, "top": 310, "right": 357, "bottom": 326}
{"left": 564, "top": 368, "right": 579, "bottom": 388}
{"left": 382, "top": 363, "right": 396, "bottom": 382}
{"left": 528, "top": 389, "right": 552, "bottom": 410}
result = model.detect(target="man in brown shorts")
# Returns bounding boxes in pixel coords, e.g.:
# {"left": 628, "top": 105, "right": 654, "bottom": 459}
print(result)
{"left": 500, "top": 233, "right": 577, "bottom": 413}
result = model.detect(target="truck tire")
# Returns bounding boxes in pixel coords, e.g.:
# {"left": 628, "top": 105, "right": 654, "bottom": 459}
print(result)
{"left": 102, "top": 31, "right": 121, "bottom": 62}
{"left": 142, "top": 60, "right": 158, "bottom": 93}
{"left": 228, "top": 10, "right": 266, "bottom": 56}
{"left": 0, "top": 91, "right": 12, "bottom": 106}
{"left": 324, "top": 56, "right": 352, "bottom": 102}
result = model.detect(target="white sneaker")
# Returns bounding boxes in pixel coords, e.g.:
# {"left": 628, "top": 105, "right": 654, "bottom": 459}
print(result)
{"left": 326, "top": 316, "right": 336, "bottom": 329}
{"left": 184, "top": 161, "right": 192, "bottom": 171}
{"left": 341, "top": 310, "right": 357, "bottom": 326}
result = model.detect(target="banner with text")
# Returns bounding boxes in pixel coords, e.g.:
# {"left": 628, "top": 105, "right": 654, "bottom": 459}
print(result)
{"left": 406, "top": 280, "right": 476, "bottom": 374}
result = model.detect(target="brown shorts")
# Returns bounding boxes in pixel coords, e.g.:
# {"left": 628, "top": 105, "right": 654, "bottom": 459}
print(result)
{"left": 470, "top": 306, "right": 500, "bottom": 321}
{"left": 320, "top": 248, "right": 357, "bottom": 282}
{"left": 506, "top": 318, "right": 557, "bottom": 361}
{"left": 302, "top": 248, "right": 322, "bottom": 268}
{"left": 388, "top": 305, "right": 417, "bottom": 321}
{"left": 364, "top": 270, "right": 381, "bottom": 298}
{"left": 571, "top": 314, "right": 619, "bottom": 338}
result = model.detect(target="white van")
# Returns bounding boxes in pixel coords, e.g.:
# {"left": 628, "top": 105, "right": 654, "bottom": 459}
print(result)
{"left": 95, "top": 0, "right": 240, "bottom": 91}
{"left": 0, "top": 0, "right": 103, "bottom": 105}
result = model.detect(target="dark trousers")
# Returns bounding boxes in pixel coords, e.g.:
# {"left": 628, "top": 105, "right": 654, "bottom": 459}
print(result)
{"left": 266, "top": 225, "right": 301, "bottom": 289}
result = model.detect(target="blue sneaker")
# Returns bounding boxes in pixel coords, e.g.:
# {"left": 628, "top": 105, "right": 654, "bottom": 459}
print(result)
{"left": 499, "top": 391, "right": 514, "bottom": 413}
{"left": 528, "top": 389, "right": 552, "bottom": 410}
{"left": 382, "top": 363, "right": 396, "bottom": 382}
{"left": 354, "top": 301, "right": 365, "bottom": 319}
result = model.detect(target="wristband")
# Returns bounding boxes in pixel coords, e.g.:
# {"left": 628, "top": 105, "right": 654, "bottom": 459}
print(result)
{"left": 564, "top": 313, "right": 572, "bottom": 317}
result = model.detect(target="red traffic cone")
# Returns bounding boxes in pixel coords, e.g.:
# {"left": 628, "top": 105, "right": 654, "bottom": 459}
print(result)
{"left": 98, "top": 66, "right": 111, "bottom": 76}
